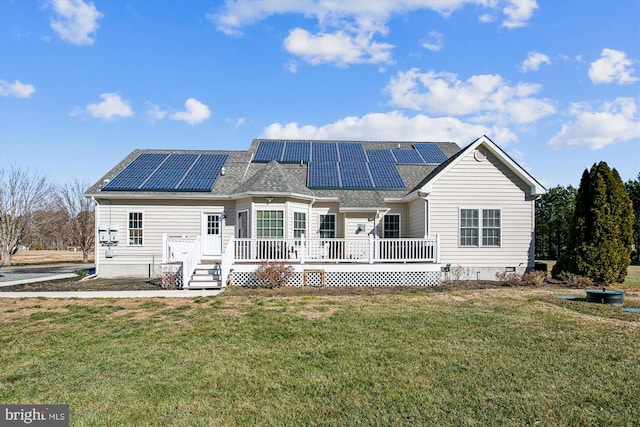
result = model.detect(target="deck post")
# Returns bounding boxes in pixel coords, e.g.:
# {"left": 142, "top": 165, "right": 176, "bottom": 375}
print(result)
{"left": 369, "top": 234, "right": 374, "bottom": 264}
{"left": 436, "top": 234, "right": 440, "bottom": 263}
{"left": 300, "top": 233, "right": 305, "bottom": 264}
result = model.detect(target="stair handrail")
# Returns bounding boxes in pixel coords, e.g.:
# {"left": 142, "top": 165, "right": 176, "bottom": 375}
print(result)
{"left": 182, "top": 236, "right": 202, "bottom": 289}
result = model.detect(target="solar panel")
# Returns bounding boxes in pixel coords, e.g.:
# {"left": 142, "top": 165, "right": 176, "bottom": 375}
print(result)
{"left": 140, "top": 154, "right": 198, "bottom": 190}
{"left": 340, "top": 162, "right": 373, "bottom": 188}
{"left": 369, "top": 162, "right": 406, "bottom": 189}
{"left": 254, "top": 141, "right": 285, "bottom": 162}
{"left": 176, "top": 154, "right": 228, "bottom": 191}
{"left": 414, "top": 143, "right": 448, "bottom": 163}
{"left": 338, "top": 143, "right": 366, "bottom": 162}
{"left": 103, "top": 153, "right": 169, "bottom": 191}
{"left": 365, "top": 149, "right": 395, "bottom": 162}
{"left": 282, "top": 141, "right": 310, "bottom": 163}
{"left": 392, "top": 149, "right": 425, "bottom": 164}
{"left": 308, "top": 162, "right": 340, "bottom": 188}
{"left": 311, "top": 142, "right": 338, "bottom": 162}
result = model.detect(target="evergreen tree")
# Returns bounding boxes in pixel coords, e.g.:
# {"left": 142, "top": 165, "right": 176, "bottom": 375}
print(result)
{"left": 552, "top": 162, "right": 634, "bottom": 284}
{"left": 535, "top": 185, "right": 577, "bottom": 259}
{"left": 625, "top": 174, "right": 640, "bottom": 262}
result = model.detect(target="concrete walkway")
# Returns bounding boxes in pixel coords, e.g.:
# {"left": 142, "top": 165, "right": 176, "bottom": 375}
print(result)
{"left": 0, "top": 289, "right": 224, "bottom": 298}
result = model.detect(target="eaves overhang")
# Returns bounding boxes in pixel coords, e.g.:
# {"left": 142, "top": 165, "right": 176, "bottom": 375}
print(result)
{"left": 418, "top": 135, "right": 546, "bottom": 197}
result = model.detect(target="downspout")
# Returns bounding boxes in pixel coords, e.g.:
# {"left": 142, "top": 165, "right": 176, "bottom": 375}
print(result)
{"left": 419, "top": 191, "right": 430, "bottom": 238}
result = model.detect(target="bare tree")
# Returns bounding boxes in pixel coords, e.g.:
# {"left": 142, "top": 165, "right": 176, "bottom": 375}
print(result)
{"left": 55, "top": 180, "right": 95, "bottom": 263}
{"left": 0, "top": 166, "right": 51, "bottom": 266}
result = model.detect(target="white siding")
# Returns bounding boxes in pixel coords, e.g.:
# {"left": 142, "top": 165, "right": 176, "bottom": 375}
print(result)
{"left": 95, "top": 198, "right": 233, "bottom": 277}
{"left": 310, "top": 203, "right": 340, "bottom": 238}
{"left": 343, "top": 213, "right": 375, "bottom": 238}
{"left": 407, "top": 198, "right": 426, "bottom": 238}
{"left": 429, "top": 148, "right": 535, "bottom": 270}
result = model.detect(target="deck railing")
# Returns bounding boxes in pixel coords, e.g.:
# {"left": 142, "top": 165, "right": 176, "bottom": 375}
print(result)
{"left": 233, "top": 235, "right": 439, "bottom": 263}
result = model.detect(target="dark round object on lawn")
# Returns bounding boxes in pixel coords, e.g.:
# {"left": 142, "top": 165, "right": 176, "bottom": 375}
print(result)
{"left": 585, "top": 289, "right": 625, "bottom": 305}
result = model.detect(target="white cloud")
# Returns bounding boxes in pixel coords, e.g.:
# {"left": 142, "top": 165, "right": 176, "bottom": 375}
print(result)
{"left": 521, "top": 51, "right": 550, "bottom": 72}
{"left": 549, "top": 97, "right": 640, "bottom": 149}
{"left": 283, "top": 28, "right": 393, "bottom": 66}
{"left": 588, "top": 48, "right": 638, "bottom": 84}
{"left": 84, "top": 93, "right": 134, "bottom": 120}
{"left": 262, "top": 110, "right": 517, "bottom": 145}
{"left": 479, "top": 13, "right": 496, "bottom": 23}
{"left": 210, "top": 1, "right": 537, "bottom": 66}
{"left": 502, "top": 0, "right": 538, "bottom": 28}
{"left": 226, "top": 117, "right": 246, "bottom": 127}
{"left": 49, "top": 0, "right": 103, "bottom": 46}
{"left": 386, "top": 68, "right": 555, "bottom": 125}
{"left": 421, "top": 31, "right": 443, "bottom": 52}
{"left": 0, "top": 79, "right": 36, "bottom": 98}
{"left": 145, "top": 103, "right": 168, "bottom": 123}
{"left": 170, "top": 98, "right": 211, "bottom": 125}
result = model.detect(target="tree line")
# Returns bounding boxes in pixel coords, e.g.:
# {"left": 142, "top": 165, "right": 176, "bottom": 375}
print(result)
{"left": 0, "top": 166, "right": 95, "bottom": 265}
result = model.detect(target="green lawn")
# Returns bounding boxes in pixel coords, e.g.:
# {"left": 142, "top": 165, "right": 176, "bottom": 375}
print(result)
{"left": 1, "top": 288, "right": 639, "bottom": 426}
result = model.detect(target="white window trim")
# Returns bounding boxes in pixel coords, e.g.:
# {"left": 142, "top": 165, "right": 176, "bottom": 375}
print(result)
{"left": 256, "top": 209, "right": 285, "bottom": 238}
{"left": 458, "top": 207, "right": 502, "bottom": 248}
{"left": 293, "top": 211, "right": 307, "bottom": 239}
{"left": 127, "top": 210, "right": 144, "bottom": 246}
{"left": 319, "top": 213, "right": 336, "bottom": 238}
{"left": 382, "top": 213, "right": 401, "bottom": 238}
{"left": 237, "top": 209, "right": 249, "bottom": 238}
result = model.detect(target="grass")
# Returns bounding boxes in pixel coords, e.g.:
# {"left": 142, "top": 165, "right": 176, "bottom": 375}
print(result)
{"left": 1, "top": 288, "right": 639, "bottom": 426}
{"left": 9, "top": 249, "right": 94, "bottom": 265}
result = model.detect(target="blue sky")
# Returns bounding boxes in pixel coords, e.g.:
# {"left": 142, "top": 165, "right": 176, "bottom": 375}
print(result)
{"left": 1, "top": 0, "right": 638, "bottom": 189}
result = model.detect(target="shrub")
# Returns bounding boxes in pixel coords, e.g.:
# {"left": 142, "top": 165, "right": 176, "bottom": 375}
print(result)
{"left": 75, "top": 268, "right": 88, "bottom": 278}
{"left": 495, "top": 271, "right": 522, "bottom": 286}
{"left": 556, "top": 271, "right": 594, "bottom": 288}
{"left": 521, "top": 270, "right": 546, "bottom": 286}
{"left": 252, "top": 261, "right": 294, "bottom": 288}
{"left": 495, "top": 270, "right": 545, "bottom": 286}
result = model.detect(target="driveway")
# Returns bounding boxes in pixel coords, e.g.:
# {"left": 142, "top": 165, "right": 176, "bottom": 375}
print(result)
{"left": 0, "top": 263, "right": 95, "bottom": 286}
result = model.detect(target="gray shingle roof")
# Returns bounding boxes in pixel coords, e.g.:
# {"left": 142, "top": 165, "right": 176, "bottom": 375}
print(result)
{"left": 86, "top": 139, "right": 462, "bottom": 209}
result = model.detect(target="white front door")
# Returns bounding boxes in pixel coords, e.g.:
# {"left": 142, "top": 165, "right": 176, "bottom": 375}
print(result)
{"left": 202, "top": 213, "right": 222, "bottom": 256}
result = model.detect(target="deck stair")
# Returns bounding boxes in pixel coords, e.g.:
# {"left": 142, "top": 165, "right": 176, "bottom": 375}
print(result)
{"left": 188, "top": 260, "right": 224, "bottom": 289}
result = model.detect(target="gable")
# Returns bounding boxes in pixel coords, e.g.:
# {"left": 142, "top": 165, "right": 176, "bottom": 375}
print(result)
{"left": 417, "top": 135, "right": 545, "bottom": 197}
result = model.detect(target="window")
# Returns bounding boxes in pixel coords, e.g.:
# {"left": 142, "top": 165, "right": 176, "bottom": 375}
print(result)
{"left": 257, "top": 210, "right": 283, "bottom": 238}
{"left": 459, "top": 208, "right": 501, "bottom": 247}
{"left": 128, "top": 212, "right": 143, "bottom": 245}
{"left": 237, "top": 211, "right": 248, "bottom": 238}
{"left": 293, "top": 212, "right": 306, "bottom": 239}
{"left": 383, "top": 214, "right": 400, "bottom": 238}
{"left": 319, "top": 214, "right": 335, "bottom": 238}
{"left": 460, "top": 209, "right": 479, "bottom": 246}
{"left": 482, "top": 209, "right": 501, "bottom": 246}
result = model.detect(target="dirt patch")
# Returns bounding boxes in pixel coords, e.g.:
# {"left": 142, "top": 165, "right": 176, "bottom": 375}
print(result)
{"left": 0, "top": 276, "right": 160, "bottom": 292}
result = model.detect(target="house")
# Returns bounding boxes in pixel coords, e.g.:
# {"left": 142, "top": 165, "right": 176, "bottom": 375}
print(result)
{"left": 86, "top": 135, "right": 546, "bottom": 288}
